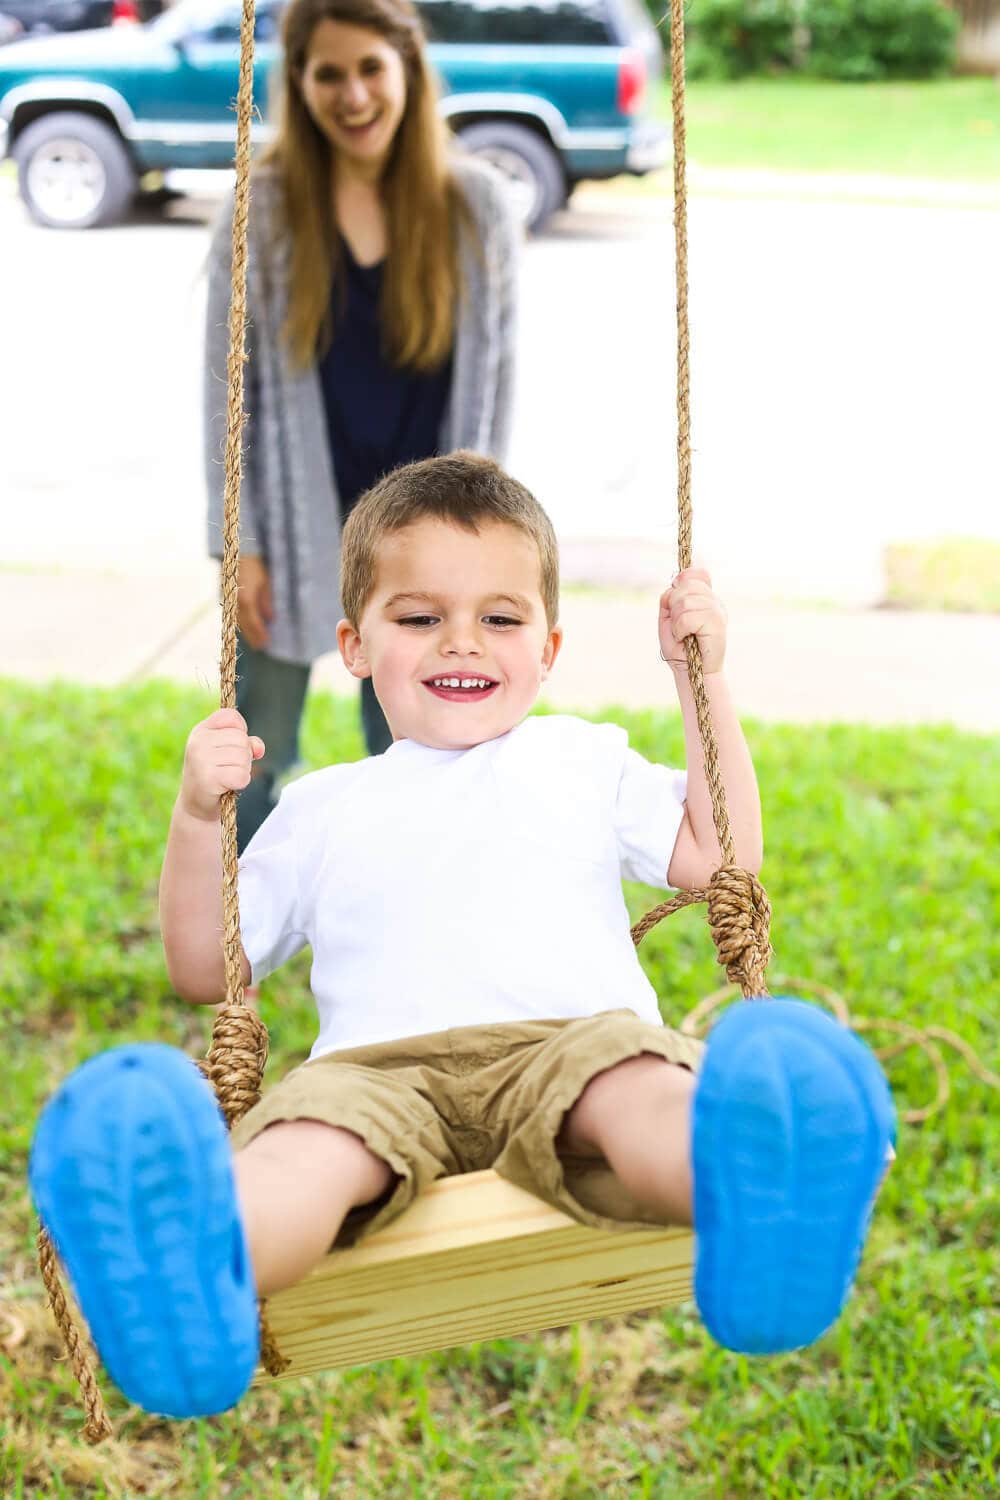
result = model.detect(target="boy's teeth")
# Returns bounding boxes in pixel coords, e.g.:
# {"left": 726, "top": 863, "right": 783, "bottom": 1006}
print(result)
{"left": 432, "top": 677, "right": 490, "bottom": 689}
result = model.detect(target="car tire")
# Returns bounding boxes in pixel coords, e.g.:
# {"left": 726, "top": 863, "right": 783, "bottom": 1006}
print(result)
{"left": 456, "top": 121, "right": 567, "bottom": 233}
{"left": 14, "top": 112, "right": 138, "bottom": 229}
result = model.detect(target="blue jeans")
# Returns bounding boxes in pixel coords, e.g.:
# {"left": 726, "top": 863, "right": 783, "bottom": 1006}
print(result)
{"left": 235, "top": 638, "right": 392, "bottom": 853}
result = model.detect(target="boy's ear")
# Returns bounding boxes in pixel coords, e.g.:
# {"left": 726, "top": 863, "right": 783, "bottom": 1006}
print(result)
{"left": 540, "top": 625, "right": 563, "bottom": 680}
{"left": 336, "top": 618, "right": 372, "bottom": 679}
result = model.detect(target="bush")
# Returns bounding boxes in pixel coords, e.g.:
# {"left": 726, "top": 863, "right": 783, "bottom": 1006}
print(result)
{"left": 681, "top": 0, "right": 797, "bottom": 80}
{"left": 803, "top": 0, "right": 960, "bottom": 79}
{"left": 647, "top": 0, "right": 959, "bottom": 81}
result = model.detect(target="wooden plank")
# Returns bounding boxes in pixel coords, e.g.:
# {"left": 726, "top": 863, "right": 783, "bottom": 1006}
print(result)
{"left": 256, "top": 1169, "right": 694, "bottom": 1381}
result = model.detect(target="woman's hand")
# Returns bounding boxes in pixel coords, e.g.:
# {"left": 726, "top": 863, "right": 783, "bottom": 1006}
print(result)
{"left": 237, "top": 555, "right": 273, "bottom": 650}
{"left": 658, "top": 568, "right": 728, "bottom": 676}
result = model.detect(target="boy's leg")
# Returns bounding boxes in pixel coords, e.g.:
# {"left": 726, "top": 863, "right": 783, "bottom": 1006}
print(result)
{"left": 233, "top": 1119, "right": 394, "bottom": 1297}
{"left": 562, "top": 1052, "right": 894, "bottom": 1232}
{"left": 494, "top": 1004, "right": 895, "bottom": 1356}
{"left": 567, "top": 1005, "right": 895, "bottom": 1354}
{"left": 29, "top": 1044, "right": 401, "bottom": 1420}
{"left": 559, "top": 1053, "right": 695, "bottom": 1227}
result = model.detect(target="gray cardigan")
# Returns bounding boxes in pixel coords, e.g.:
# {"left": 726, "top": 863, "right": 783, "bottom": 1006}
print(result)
{"left": 205, "top": 156, "right": 519, "bottom": 665}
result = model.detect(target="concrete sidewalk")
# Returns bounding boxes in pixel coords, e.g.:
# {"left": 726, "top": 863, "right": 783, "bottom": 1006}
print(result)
{"left": 6, "top": 561, "right": 998, "bottom": 732}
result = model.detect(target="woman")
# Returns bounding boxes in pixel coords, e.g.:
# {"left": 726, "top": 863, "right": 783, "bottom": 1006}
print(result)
{"left": 205, "top": 0, "right": 519, "bottom": 851}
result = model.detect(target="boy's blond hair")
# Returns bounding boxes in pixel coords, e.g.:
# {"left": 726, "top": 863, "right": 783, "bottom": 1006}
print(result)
{"left": 340, "top": 452, "right": 560, "bottom": 627}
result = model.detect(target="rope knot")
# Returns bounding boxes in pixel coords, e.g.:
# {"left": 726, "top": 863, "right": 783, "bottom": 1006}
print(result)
{"left": 706, "top": 865, "right": 773, "bottom": 998}
{"left": 199, "top": 1001, "right": 269, "bottom": 1129}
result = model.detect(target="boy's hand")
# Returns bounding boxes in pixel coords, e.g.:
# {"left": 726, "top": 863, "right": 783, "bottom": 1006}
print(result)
{"left": 179, "top": 709, "right": 265, "bottom": 823}
{"left": 659, "top": 568, "right": 728, "bottom": 675}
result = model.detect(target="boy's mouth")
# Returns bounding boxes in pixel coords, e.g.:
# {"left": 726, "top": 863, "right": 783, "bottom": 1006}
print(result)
{"left": 423, "top": 675, "right": 499, "bottom": 703}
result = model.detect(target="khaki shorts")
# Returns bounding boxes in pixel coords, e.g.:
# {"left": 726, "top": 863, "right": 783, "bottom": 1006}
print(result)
{"left": 230, "top": 1010, "right": 704, "bottom": 1245}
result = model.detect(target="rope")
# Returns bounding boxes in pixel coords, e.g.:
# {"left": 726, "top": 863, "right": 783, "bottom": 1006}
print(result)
{"left": 631, "top": 0, "right": 768, "bottom": 993}
{"left": 39, "top": 0, "right": 286, "bottom": 1443}
{"left": 209, "top": 0, "right": 287, "bottom": 1382}
{"left": 678, "top": 977, "right": 999, "bottom": 1127}
{"left": 633, "top": 6, "right": 998, "bottom": 1138}
{"left": 37, "top": 1227, "right": 112, "bottom": 1445}
{"left": 631, "top": 866, "right": 772, "bottom": 999}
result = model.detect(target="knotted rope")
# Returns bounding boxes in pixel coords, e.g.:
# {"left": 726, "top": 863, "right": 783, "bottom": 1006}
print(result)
{"left": 626, "top": 5, "right": 997, "bottom": 1137}
{"left": 627, "top": 0, "right": 773, "bottom": 998}
{"left": 38, "top": 0, "right": 286, "bottom": 1444}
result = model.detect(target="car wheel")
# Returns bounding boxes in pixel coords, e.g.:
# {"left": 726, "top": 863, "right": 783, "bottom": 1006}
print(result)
{"left": 457, "top": 121, "right": 567, "bottom": 233}
{"left": 14, "top": 112, "right": 138, "bottom": 229}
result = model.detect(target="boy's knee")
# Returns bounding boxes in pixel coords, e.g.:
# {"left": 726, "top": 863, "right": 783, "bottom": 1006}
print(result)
{"left": 240, "top": 1119, "right": 385, "bottom": 1183}
{"left": 560, "top": 1054, "right": 693, "bottom": 1155}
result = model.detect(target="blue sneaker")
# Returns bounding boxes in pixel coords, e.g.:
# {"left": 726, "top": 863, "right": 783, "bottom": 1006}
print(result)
{"left": 30, "top": 1043, "right": 259, "bottom": 1418}
{"left": 692, "top": 998, "right": 895, "bottom": 1354}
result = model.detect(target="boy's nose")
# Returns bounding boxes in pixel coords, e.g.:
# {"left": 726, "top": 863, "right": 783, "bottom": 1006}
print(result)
{"left": 441, "top": 635, "right": 484, "bottom": 658}
{"left": 438, "top": 618, "right": 484, "bottom": 655}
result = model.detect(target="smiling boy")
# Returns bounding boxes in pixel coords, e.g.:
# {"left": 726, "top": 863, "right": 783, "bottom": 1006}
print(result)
{"left": 30, "top": 452, "right": 894, "bottom": 1422}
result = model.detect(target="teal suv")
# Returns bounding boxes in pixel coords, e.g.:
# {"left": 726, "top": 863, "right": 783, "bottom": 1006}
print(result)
{"left": 0, "top": 0, "right": 667, "bottom": 230}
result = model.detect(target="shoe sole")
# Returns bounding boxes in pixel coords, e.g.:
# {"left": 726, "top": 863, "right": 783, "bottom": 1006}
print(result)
{"left": 692, "top": 997, "right": 895, "bottom": 1354}
{"left": 30, "top": 1043, "right": 259, "bottom": 1417}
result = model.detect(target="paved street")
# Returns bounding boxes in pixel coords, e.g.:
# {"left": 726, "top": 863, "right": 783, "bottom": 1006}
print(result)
{"left": 2, "top": 171, "right": 998, "bottom": 728}
{"left": 4, "top": 172, "right": 999, "bottom": 595}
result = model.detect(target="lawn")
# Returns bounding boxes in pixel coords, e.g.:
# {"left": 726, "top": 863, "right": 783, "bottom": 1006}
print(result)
{"left": 2, "top": 681, "right": 998, "bottom": 1498}
{"left": 656, "top": 77, "right": 1000, "bottom": 181}
{"left": 884, "top": 539, "right": 1000, "bottom": 613}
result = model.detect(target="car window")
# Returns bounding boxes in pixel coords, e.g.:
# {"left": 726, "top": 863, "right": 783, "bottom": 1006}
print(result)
{"left": 417, "top": 0, "right": 613, "bottom": 46}
{"left": 175, "top": 0, "right": 282, "bottom": 43}
{"left": 603, "top": 0, "right": 660, "bottom": 47}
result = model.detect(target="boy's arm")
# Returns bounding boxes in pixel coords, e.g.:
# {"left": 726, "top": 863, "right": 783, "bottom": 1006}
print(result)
{"left": 661, "top": 571, "right": 764, "bottom": 890}
{"left": 667, "top": 668, "right": 763, "bottom": 890}
{"left": 159, "top": 709, "right": 258, "bottom": 1003}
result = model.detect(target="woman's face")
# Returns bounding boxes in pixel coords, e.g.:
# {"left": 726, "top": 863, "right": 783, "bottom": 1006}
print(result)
{"left": 298, "top": 18, "right": 408, "bottom": 179}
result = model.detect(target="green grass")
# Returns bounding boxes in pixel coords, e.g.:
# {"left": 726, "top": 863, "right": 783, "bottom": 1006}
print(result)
{"left": 2, "top": 681, "right": 998, "bottom": 1498}
{"left": 884, "top": 538, "right": 1000, "bottom": 613}
{"left": 655, "top": 77, "right": 1000, "bottom": 182}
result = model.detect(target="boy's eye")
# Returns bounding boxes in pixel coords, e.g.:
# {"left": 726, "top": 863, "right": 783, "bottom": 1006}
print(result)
{"left": 484, "top": 615, "right": 520, "bottom": 628}
{"left": 398, "top": 615, "right": 439, "bottom": 627}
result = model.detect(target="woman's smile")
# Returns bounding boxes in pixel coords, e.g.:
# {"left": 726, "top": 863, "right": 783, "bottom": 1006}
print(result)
{"left": 335, "top": 108, "right": 383, "bottom": 136}
{"left": 299, "top": 19, "right": 408, "bottom": 173}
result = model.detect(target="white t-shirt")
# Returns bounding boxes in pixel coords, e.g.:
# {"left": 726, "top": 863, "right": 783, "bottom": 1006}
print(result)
{"left": 239, "top": 715, "right": 687, "bottom": 1057}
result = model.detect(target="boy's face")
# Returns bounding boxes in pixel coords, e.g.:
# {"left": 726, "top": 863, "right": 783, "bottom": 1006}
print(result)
{"left": 337, "top": 518, "right": 562, "bottom": 750}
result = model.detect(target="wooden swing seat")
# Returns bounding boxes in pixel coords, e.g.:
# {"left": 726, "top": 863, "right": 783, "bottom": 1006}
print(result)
{"left": 258, "top": 1168, "right": 695, "bottom": 1381}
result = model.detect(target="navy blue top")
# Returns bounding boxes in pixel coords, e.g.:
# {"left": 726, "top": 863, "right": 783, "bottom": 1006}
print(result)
{"left": 318, "top": 239, "right": 454, "bottom": 517}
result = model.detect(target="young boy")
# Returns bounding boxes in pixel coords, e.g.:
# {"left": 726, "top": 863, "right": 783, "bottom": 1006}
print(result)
{"left": 31, "top": 453, "right": 894, "bottom": 1421}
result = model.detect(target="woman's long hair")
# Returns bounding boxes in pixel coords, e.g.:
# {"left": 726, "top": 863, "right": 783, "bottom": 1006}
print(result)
{"left": 259, "top": 0, "right": 463, "bottom": 372}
